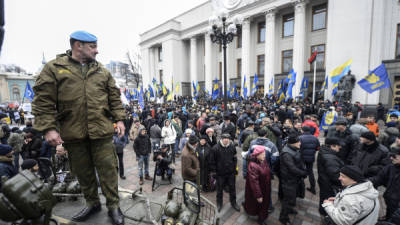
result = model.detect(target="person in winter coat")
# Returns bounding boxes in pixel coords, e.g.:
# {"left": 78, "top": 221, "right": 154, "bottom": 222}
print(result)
{"left": 0, "top": 144, "right": 17, "bottom": 192}
{"left": 370, "top": 146, "right": 400, "bottom": 221}
{"left": 322, "top": 165, "right": 379, "bottom": 225}
{"left": 243, "top": 146, "right": 271, "bottom": 225}
{"left": 386, "top": 113, "right": 400, "bottom": 128}
{"left": 279, "top": 135, "right": 308, "bottom": 225}
{"left": 181, "top": 135, "right": 200, "bottom": 183}
{"left": 349, "top": 118, "right": 370, "bottom": 138}
{"left": 366, "top": 116, "right": 379, "bottom": 136}
{"left": 21, "top": 128, "right": 42, "bottom": 160}
{"left": 299, "top": 126, "right": 320, "bottom": 194}
{"left": 149, "top": 120, "right": 162, "bottom": 151}
{"left": 179, "top": 129, "right": 192, "bottom": 154}
{"left": 129, "top": 119, "right": 145, "bottom": 142}
{"left": 220, "top": 115, "right": 236, "bottom": 140}
{"left": 351, "top": 131, "right": 390, "bottom": 178}
{"left": 210, "top": 133, "right": 240, "bottom": 213}
{"left": 8, "top": 127, "right": 24, "bottom": 172}
{"left": 133, "top": 128, "right": 152, "bottom": 185}
{"left": 302, "top": 115, "right": 319, "bottom": 137}
{"left": 317, "top": 137, "right": 344, "bottom": 216}
{"left": 327, "top": 119, "right": 359, "bottom": 164}
{"left": 161, "top": 119, "right": 177, "bottom": 160}
{"left": 240, "top": 121, "right": 255, "bottom": 146}
{"left": 196, "top": 135, "right": 212, "bottom": 192}
{"left": 113, "top": 130, "right": 127, "bottom": 179}
{"left": 205, "top": 128, "right": 217, "bottom": 148}
{"left": 378, "top": 127, "right": 399, "bottom": 149}
{"left": 376, "top": 103, "right": 385, "bottom": 122}
{"left": 171, "top": 115, "right": 183, "bottom": 156}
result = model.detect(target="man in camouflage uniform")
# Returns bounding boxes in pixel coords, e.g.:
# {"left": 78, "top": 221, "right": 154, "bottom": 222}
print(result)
{"left": 32, "top": 31, "right": 125, "bottom": 225}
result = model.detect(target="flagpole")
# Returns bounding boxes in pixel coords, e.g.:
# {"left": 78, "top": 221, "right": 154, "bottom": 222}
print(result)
{"left": 312, "top": 61, "right": 316, "bottom": 104}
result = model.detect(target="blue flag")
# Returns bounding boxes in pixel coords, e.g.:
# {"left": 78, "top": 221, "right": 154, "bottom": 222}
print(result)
{"left": 24, "top": 81, "right": 34, "bottom": 102}
{"left": 243, "top": 75, "right": 248, "bottom": 99}
{"left": 251, "top": 74, "right": 258, "bottom": 96}
{"left": 300, "top": 77, "right": 308, "bottom": 99}
{"left": 285, "top": 70, "right": 296, "bottom": 101}
{"left": 138, "top": 87, "right": 144, "bottom": 109}
{"left": 212, "top": 79, "right": 219, "bottom": 100}
{"left": 357, "top": 63, "right": 391, "bottom": 93}
{"left": 148, "top": 85, "right": 154, "bottom": 98}
{"left": 319, "top": 111, "right": 337, "bottom": 131}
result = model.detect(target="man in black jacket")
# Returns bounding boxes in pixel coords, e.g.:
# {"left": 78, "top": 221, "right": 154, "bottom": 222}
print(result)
{"left": 370, "top": 146, "right": 400, "bottom": 222}
{"left": 327, "top": 120, "right": 359, "bottom": 164}
{"left": 317, "top": 137, "right": 344, "bottom": 216}
{"left": 351, "top": 131, "right": 390, "bottom": 178}
{"left": 279, "top": 135, "right": 307, "bottom": 225}
{"left": 134, "top": 128, "right": 152, "bottom": 185}
{"left": 220, "top": 115, "right": 236, "bottom": 140}
{"left": 210, "top": 133, "right": 240, "bottom": 213}
{"left": 299, "top": 126, "right": 320, "bottom": 194}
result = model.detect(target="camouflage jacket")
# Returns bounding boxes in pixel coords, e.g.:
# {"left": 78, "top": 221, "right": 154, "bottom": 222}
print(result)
{"left": 32, "top": 51, "right": 125, "bottom": 142}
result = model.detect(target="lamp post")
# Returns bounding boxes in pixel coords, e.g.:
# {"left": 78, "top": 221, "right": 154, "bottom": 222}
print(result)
{"left": 208, "top": 12, "right": 243, "bottom": 113}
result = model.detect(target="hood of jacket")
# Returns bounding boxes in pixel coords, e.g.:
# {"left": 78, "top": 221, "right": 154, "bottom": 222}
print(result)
{"left": 163, "top": 119, "right": 171, "bottom": 127}
{"left": 386, "top": 127, "right": 400, "bottom": 136}
{"left": 342, "top": 181, "right": 379, "bottom": 201}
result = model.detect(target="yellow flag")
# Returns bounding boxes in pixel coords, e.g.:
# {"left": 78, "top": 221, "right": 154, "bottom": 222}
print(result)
{"left": 175, "top": 82, "right": 180, "bottom": 94}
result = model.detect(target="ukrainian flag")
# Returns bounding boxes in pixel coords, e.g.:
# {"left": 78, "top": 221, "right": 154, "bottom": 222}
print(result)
{"left": 268, "top": 78, "right": 274, "bottom": 97}
{"left": 320, "top": 76, "right": 328, "bottom": 93}
{"left": 243, "top": 75, "right": 248, "bottom": 99}
{"left": 167, "top": 89, "right": 173, "bottom": 101}
{"left": 148, "top": 85, "right": 154, "bottom": 98}
{"left": 332, "top": 82, "right": 339, "bottom": 96}
{"left": 277, "top": 79, "right": 286, "bottom": 104}
{"left": 212, "top": 79, "right": 219, "bottom": 100}
{"left": 285, "top": 70, "right": 296, "bottom": 101}
{"left": 162, "top": 83, "right": 168, "bottom": 96}
{"left": 319, "top": 111, "right": 337, "bottom": 131}
{"left": 330, "top": 59, "right": 352, "bottom": 84}
{"left": 357, "top": 63, "right": 391, "bottom": 93}
{"left": 192, "top": 81, "right": 197, "bottom": 96}
{"left": 300, "top": 77, "right": 308, "bottom": 99}
{"left": 175, "top": 82, "right": 180, "bottom": 94}
{"left": 251, "top": 74, "right": 258, "bottom": 96}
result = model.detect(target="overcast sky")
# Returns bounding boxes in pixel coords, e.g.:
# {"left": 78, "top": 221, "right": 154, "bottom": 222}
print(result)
{"left": 0, "top": 0, "right": 206, "bottom": 73}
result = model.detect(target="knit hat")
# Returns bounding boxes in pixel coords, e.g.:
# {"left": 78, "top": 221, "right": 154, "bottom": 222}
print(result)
{"left": 185, "top": 129, "right": 193, "bottom": 135}
{"left": 340, "top": 165, "right": 365, "bottom": 183}
{"left": 188, "top": 135, "right": 199, "bottom": 145}
{"left": 0, "top": 144, "right": 12, "bottom": 156}
{"left": 335, "top": 119, "right": 347, "bottom": 126}
{"left": 288, "top": 135, "right": 300, "bottom": 144}
{"left": 251, "top": 145, "right": 265, "bottom": 157}
{"left": 200, "top": 135, "right": 208, "bottom": 140}
{"left": 360, "top": 131, "right": 376, "bottom": 142}
{"left": 221, "top": 133, "right": 231, "bottom": 139}
{"left": 206, "top": 128, "right": 214, "bottom": 134}
{"left": 21, "top": 159, "right": 37, "bottom": 170}
{"left": 325, "top": 137, "right": 341, "bottom": 146}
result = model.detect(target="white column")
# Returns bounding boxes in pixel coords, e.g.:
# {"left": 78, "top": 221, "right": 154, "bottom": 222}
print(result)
{"left": 149, "top": 48, "right": 155, "bottom": 81}
{"left": 293, "top": 0, "right": 307, "bottom": 98}
{"left": 205, "top": 33, "right": 213, "bottom": 94}
{"left": 190, "top": 37, "right": 198, "bottom": 96}
{"left": 264, "top": 9, "right": 276, "bottom": 96}
{"left": 140, "top": 47, "right": 150, "bottom": 87}
{"left": 241, "top": 18, "right": 251, "bottom": 96}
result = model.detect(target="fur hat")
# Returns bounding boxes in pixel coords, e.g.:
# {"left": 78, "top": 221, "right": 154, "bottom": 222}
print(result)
{"left": 340, "top": 165, "right": 365, "bottom": 183}
{"left": 188, "top": 135, "right": 199, "bottom": 145}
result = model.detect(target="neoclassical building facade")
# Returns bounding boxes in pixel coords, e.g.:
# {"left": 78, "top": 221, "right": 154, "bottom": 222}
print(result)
{"left": 139, "top": 0, "right": 400, "bottom": 105}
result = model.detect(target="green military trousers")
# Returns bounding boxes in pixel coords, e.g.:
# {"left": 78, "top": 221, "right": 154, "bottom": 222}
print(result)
{"left": 65, "top": 137, "right": 119, "bottom": 209}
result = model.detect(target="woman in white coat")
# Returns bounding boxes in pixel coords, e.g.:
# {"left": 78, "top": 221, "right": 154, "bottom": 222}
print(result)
{"left": 322, "top": 165, "right": 380, "bottom": 225}
{"left": 162, "top": 119, "right": 177, "bottom": 161}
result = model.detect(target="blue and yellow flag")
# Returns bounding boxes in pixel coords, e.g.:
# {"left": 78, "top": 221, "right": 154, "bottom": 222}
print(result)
{"left": 251, "top": 74, "right": 258, "bottom": 96}
{"left": 243, "top": 75, "right": 248, "bottom": 99}
{"left": 192, "top": 81, "right": 197, "bottom": 96}
{"left": 196, "top": 81, "right": 200, "bottom": 95}
{"left": 277, "top": 79, "right": 286, "bottom": 104}
{"left": 162, "top": 83, "right": 168, "bottom": 96}
{"left": 285, "top": 70, "right": 296, "bottom": 101}
{"left": 212, "top": 79, "right": 219, "bottom": 100}
{"left": 320, "top": 76, "right": 328, "bottom": 93}
{"left": 125, "top": 89, "right": 131, "bottom": 101}
{"left": 167, "top": 88, "right": 173, "bottom": 101}
{"left": 300, "top": 77, "right": 308, "bottom": 99}
{"left": 319, "top": 111, "right": 337, "bottom": 131}
{"left": 233, "top": 84, "right": 239, "bottom": 99}
{"left": 148, "top": 85, "right": 154, "bottom": 98}
{"left": 330, "top": 59, "right": 352, "bottom": 84}
{"left": 332, "top": 82, "right": 339, "bottom": 96}
{"left": 268, "top": 78, "right": 274, "bottom": 97}
{"left": 138, "top": 86, "right": 145, "bottom": 109}
{"left": 358, "top": 63, "right": 390, "bottom": 93}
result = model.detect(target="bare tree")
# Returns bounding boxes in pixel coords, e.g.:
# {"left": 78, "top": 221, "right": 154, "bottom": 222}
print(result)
{"left": 126, "top": 51, "right": 142, "bottom": 88}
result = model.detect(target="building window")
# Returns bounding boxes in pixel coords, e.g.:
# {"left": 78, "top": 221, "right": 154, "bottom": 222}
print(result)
{"left": 312, "top": 3, "right": 327, "bottom": 31}
{"left": 282, "top": 50, "right": 293, "bottom": 73}
{"left": 236, "top": 31, "right": 242, "bottom": 48}
{"left": 219, "top": 62, "right": 222, "bottom": 81}
{"left": 396, "top": 24, "right": 400, "bottom": 59}
{"left": 311, "top": 44, "right": 326, "bottom": 70}
{"left": 159, "top": 70, "right": 163, "bottom": 83}
{"left": 282, "top": 13, "right": 294, "bottom": 37}
{"left": 158, "top": 47, "right": 162, "bottom": 62}
{"left": 12, "top": 87, "right": 20, "bottom": 101}
{"left": 258, "top": 22, "right": 266, "bottom": 43}
{"left": 257, "top": 55, "right": 265, "bottom": 76}
{"left": 237, "top": 58, "right": 242, "bottom": 78}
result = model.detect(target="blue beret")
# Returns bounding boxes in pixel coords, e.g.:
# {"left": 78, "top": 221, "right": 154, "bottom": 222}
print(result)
{"left": 70, "top": 30, "right": 97, "bottom": 42}
{"left": 0, "top": 144, "right": 12, "bottom": 156}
